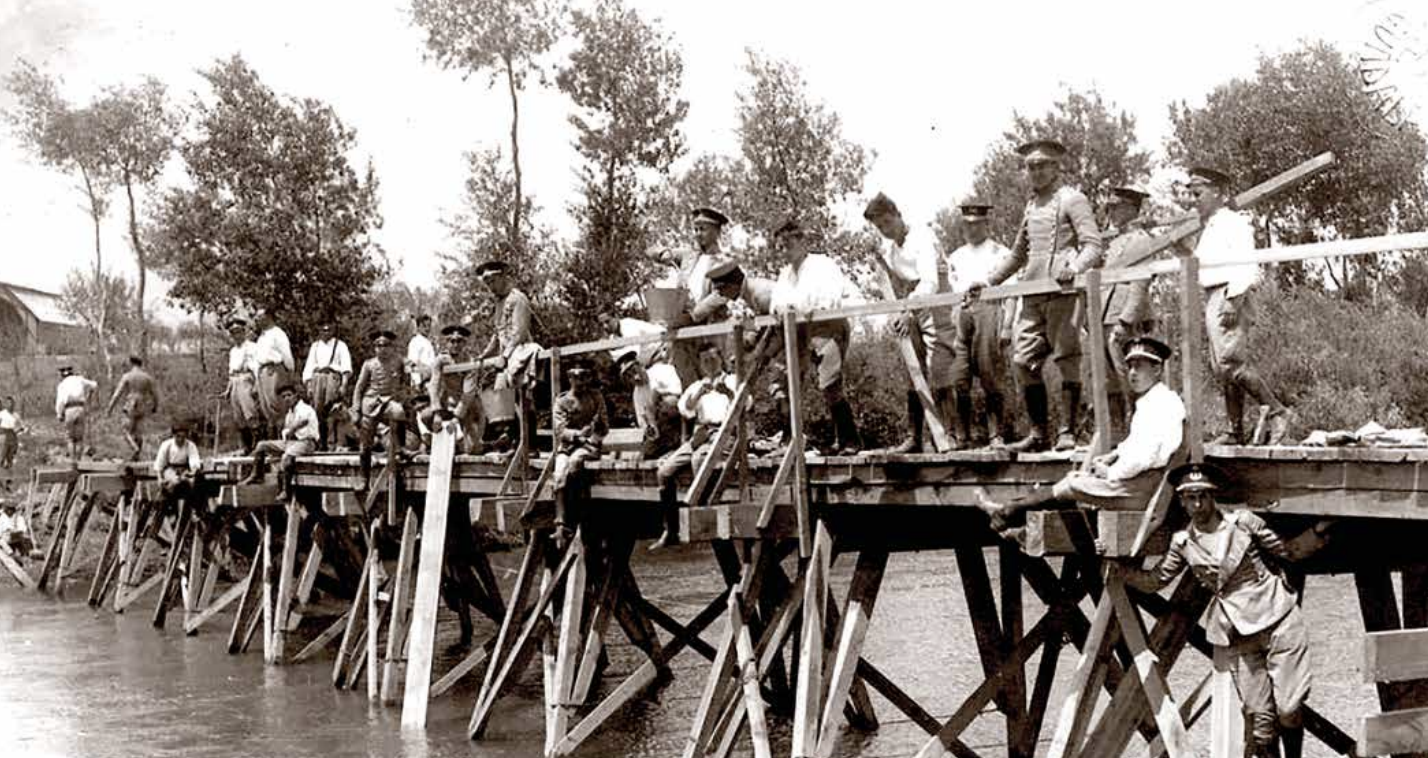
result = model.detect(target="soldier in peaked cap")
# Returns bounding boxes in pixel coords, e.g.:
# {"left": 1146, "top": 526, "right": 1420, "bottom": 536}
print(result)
{"left": 975, "top": 335, "right": 1185, "bottom": 532}
{"left": 351, "top": 328, "right": 409, "bottom": 479}
{"left": 1119, "top": 460, "right": 1331, "bottom": 758}
{"left": 863, "top": 191, "right": 941, "bottom": 453}
{"left": 426, "top": 323, "right": 482, "bottom": 452}
{"left": 222, "top": 316, "right": 262, "bottom": 453}
{"left": 1181, "top": 166, "right": 1294, "bottom": 446}
{"left": 1099, "top": 186, "right": 1159, "bottom": 442}
{"left": 536, "top": 357, "right": 609, "bottom": 539}
{"left": 652, "top": 207, "right": 730, "bottom": 387}
{"left": 474, "top": 259, "right": 540, "bottom": 448}
{"left": 930, "top": 202, "right": 1015, "bottom": 448}
{"left": 971, "top": 138, "right": 1105, "bottom": 453}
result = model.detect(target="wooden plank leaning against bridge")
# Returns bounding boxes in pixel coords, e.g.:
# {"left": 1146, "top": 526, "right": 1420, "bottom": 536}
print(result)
{"left": 15, "top": 150, "right": 1428, "bottom": 758}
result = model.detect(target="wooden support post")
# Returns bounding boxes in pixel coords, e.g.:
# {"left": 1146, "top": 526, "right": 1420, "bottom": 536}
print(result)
{"left": 400, "top": 429, "right": 456, "bottom": 730}
{"left": 1179, "top": 256, "right": 1204, "bottom": 462}
{"left": 1083, "top": 268, "right": 1112, "bottom": 456}
{"left": 332, "top": 554, "right": 372, "bottom": 685}
{"left": 186, "top": 575, "right": 249, "bottom": 637}
{"left": 814, "top": 549, "right": 888, "bottom": 758}
{"left": 366, "top": 519, "right": 382, "bottom": 701}
{"left": 1046, "top": 578, "right": 1116, "bottom": 758}
{"left": 1209, "top": 643, "right": 1246, "bottom": 758}
{"left": 270, "top": 501, "right": 302, "bottom": 660}
{"left": 87, "top": 500, "right": 123, "bottom": 605}
{"left": 470, "top": 534, "right": 544, "bottom": 735}
{"left": 572, "top": 561, "right": 622, "bottom": 704}
{"left": 684, "top": 597, "right": 742, "bottom": 758}
{"left": 152, "top": 500, "right": 194, "bottom": 629}
{"left": 783, "top": 312, "right": 812, "bottom": 557}
{"left": 381, "top": 506, "right": 420, "bottom": 703}
{"left": 260, "top": 510, "right": 276, "bottom": 664}
{"left": 792, "top": 521, "right": 832, "bottom": 757}
{"left": 550, "top": 528, "right": 588, "bottom": 748}
{"left": 955, "top": 545, "right": 1021, "bottom": 731}
{"left": 227, "top": 543, "right": 265, "bottom": 654}
{"left": 1106, "top": 575, "right": 1192, "bottom": 758}
{"left": 733, "top": 320, "right": 751, "bottom": 503}
{"left": 999, "top": 544, "right": 1032, "bottom": 758}
{"left": 34, "top": 487, "right": 77, "bottom": 592}
{"left": 732, "top": 597, "right": 773, "bottom": 758}
{"left": 292, "top": 615, "right": 348, "bottom": 664}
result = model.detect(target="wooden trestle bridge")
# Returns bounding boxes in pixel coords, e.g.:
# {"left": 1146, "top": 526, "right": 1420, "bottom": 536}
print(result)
{"left": 11, "top": 155, "right": 1428, "bottom": 758}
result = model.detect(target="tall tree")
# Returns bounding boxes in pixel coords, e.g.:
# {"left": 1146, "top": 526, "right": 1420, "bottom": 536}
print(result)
{"left": 734, "top": 50, "right": 872, "bottom": 274}
{"left": 5, "top": 60, "right": 117, "bottom": 369}
{"left": 412, "top": 0, "right": 561, "bottom": 254}
{"left": 963, "top": 88, "right": 1151, "bottom": 250}
{"left": 60, "top": 268, "right": 136, "bottom": 360}
{"left": 439, "top": 146, "right": 558, "bottom": 327}
{"left": 90, "top": 79, "right": 181, "bottom": 359}
{"left": 556, "top": 0, "right": 688, "bottom": 329}
{"left": 1167, "top": 40, "right": 1428, "bottom": 298}
{"left": 146, "top": 56, "right": 388, "bottom": 347}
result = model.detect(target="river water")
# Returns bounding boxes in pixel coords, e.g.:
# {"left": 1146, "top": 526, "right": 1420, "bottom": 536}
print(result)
{"left": 0, "top": 547, "right": 1379, "bottom": 758}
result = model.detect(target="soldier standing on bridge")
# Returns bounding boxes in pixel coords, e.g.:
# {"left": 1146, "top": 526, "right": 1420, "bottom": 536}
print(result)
{"left": 223, "top": 317, "right": 263, "bottom": 454}
{"left": 974, "top": 139, "right": 1104, "bottom": 452}
{"left": 1100, "top": 186, "right": 1158, "bottom": 441}
{"left": 1120, "top": 463, "right": 1330, "bottom": 758}
{"left": 864, "top": 192, "right": 939, "bottom": 454}
{"left": 252, "top": 309, "right": 295, "bottom": 439}
{"left": 106, "top": 355, "right": 159, "bottom": 461}
{"left": 302, "top": 318, "right": 352, "bottom": 450}
{"left": 351, "top": 329, "right": 409, "bottom": 480}
{"left": 54, "top": 364, "right": 97, "bottom": 466}
{"left": 1181, "top": 167, "right": 1295, "bottom": 445}
{"left": 934, "top": 203, "right": 1014, "bottom": 448}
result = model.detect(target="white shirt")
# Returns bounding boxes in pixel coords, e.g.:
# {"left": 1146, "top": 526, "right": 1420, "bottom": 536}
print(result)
{"left": 1195, "top": 207, "right": 1260, "bottom": 297}
{"left": 152, "top": 438, "right": 201, "bottom": 475}
{"left": 255, "top": 326, "right": 295, "bottom": 371}
{"left": 406, "top": 334, "right": 436, "bottom": 379}
{"left": 0, "top": 409, "right": 18, "bottom": 431}
{"left": 771, "top": 253, "right": 861, "bottom": 315}
{"left": 55, "top": 375, "right": 97, "bottom": 417}
{"left": 0, "top": 511, "right": 27, "bottom": 536}
{"left": 1106, "top": 382, "right": 1186, "bottom": 481}
{"left": 945, "top": 239, "right": 1013, "bottom": 296}
{"left": 283, "top": 400, "right": 321, "bottom": 442}
{"left": 303, "top": 338, "right": 353, "bottom": 381}
{"left": 678, "top": 374, "right": 739, "bottom": 426}
{"left": 228, "top": 341, "right": 258, "bottom": 377}
{"left": 882, "top": 224, "right": 941, "bottom": 295}
{"left": 632, "top": 362, "right": 683, "bottom": 430}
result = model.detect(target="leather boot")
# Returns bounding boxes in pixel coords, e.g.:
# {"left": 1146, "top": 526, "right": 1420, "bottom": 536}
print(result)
{"left": 1007, "top": 385, "right": 1050, "bottom": 452}
{"left": 985, "top": 392, "right": 1007, "bottom": 448}
{"left": 1279, "top": 725, "right": 1302, "bottom": 758}
{"left": 240, "top": 451, "right": 268, "bottom": 486}
{"left": 891, "top": 390, "right": 924, "bottom": 453}
{"left": 954, "top": 390, "right": 974, "bottom": 449}
{"left": 1055, "top": 382, "right": 1082, "bottom": 451}
{"left": 830, "top": 399, "right": 862, "bottom": 455}
{"left": 239, "top": 427, "right": 254, "bottom": 455}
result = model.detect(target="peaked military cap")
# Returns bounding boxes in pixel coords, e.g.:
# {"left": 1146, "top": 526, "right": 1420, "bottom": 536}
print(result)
{"left": 474, "top": 260, "right": 510, "bottom": 277}
{"left": 706, "top": 259, "right": 745, "bottom": 283}
{"left": 1169, "top": 462, "right": 1224, "bottom": 493}
{"left": 369, "top": 328, "right": 398, "bottom": 342}
{"left": 440, "top": 324, "right": 472, "bottom": 338}
{"left": 1122, "top": 335, "right": 1172, "bottom": 364}
{"left": 1016, "top": 139, "right": 1068, "bottom": 163}
{"left": 1107, "top": 186, "right": 1151, "bottom": 205}
{"left": 1187, "top": 166, "right": 1233, "bottom": 189}
{"left": 960, "top": 203, "right": 994, "bottom": 219}
{"left": 690, "top": 207, "right": 729, "bottom": 226}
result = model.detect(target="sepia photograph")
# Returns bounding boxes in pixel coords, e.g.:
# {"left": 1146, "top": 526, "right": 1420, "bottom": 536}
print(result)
{"left": 1, "top": 1, "right": 1427, "bottom": 756}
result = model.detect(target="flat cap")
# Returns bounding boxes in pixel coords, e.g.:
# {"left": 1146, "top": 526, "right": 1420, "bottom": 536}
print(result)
{"left": 1122, "top": 335, "right": 1172, "bottom": 364}
{"left": 690, "top": 207, "right": 729, "bottom": 226}
{"left": 1016, "top": 139, "right": 1068, "bottom": 163}
{"left": 1187, "top": 167, "right": 1233, "bottom": 189}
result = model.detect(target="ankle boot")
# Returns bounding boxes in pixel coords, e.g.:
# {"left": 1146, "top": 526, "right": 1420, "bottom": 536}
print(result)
{"left": 1055, "top": 382, "right": 1082, "bottom": 451}
{"left": 240, "top": 451, "right": 268, "bottom": 485}
{"left": 239, "top": 427, "right": 254, "bottom": 455}
{"left": 892, "top": 390, "right": 924, "bottom": 453}
{"left": 829, "top": 399, "right": 862, "bottom": 454}
{"left": 1007, "top": 385, "right": 1050, "bottom": 452}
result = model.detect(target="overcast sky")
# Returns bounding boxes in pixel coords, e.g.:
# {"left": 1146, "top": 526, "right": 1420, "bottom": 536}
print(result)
{"left": 0, "top": 0, "right": 1417, "bottom": 321}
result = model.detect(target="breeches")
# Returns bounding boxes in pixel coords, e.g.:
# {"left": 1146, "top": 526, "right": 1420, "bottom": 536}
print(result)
{"left": 1205, "top": 285, "right": 1254, "bottom": 383}
{"left": 1226, "top": 604, "right": 1311, "bottom": 741}
{"left": 1013, "top": 293, "right": 1082, "bottom": 381}
{"left": 229, "top": 375, "right": 261, "bottom": 425}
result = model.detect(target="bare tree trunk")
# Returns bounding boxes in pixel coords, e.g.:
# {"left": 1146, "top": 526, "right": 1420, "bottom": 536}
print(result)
{"left": 80, "top": 166, "right": 112, "bottom": 378}
{"left": 504, "top": 54, "right": 523, "bottom": 253}
{"left": 124, "top": 173, "right": 148, "bottom": 360}
{"left": 198, "top": 308, "right": 208, "bottom": 375}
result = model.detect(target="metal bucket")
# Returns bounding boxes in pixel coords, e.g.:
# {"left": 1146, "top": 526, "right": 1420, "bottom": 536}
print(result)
{"left": 480, "top": 387, "right": 517, "bottom": 423}
{"left": 644, "top": 287, "right": 687, "bottom": 324}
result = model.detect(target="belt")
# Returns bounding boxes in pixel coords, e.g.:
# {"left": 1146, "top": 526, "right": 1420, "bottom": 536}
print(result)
{"left": 259, "top": 361, "right": 284, "bottom": 370}
{"left": 63, "top": 400, "right": 85, "bottom": 409}
{"left": 314, "top": 367, "right": 342, "bottom": 375}
{"left": 229, "top": 371, "right": 253, "bottom": 378}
